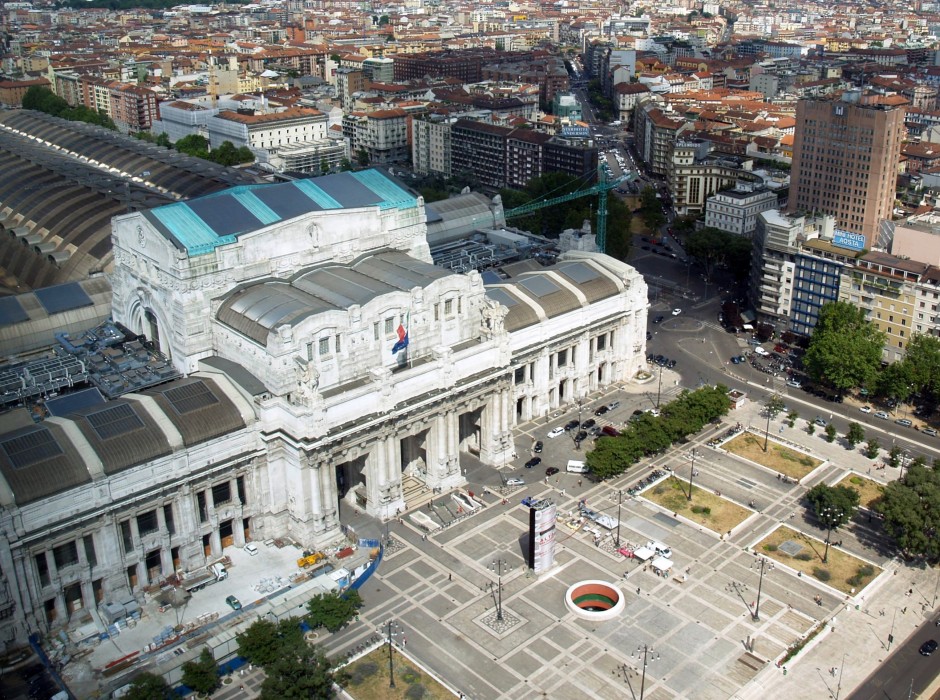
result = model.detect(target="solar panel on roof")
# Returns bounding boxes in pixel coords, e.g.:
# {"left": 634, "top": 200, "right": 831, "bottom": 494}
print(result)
{"left": 46, "top": 387, "right": 105, "bottom": 417}
{"left": 557, "top": 262, "right": 600, "bottom": 284}
{"left": 480, "top": 270, "right": 503, "bottom": 284}
{"left": 163, "top": 381, "right": 219, "bottom": 414}
{"left": 34, "top": 282, "right": 93, "bottom": 315}
{"left": 187, "top": 195, "right": 261, "bottom": 237}
{"left": 519, "top": 276, "right": 561, "bottom": 298}
{"left": 1, "top": 428, "right": 63, "bottom": 470}
{"left": 0, "top": 296, "right": 29, "bottom": 326}
{"left": 86, "top": 403, "right": 145, "bottom": 440}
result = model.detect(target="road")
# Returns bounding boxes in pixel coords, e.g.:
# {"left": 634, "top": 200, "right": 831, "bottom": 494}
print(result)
{"left": 847, "top": 616, "right": 940, "bottom": 700}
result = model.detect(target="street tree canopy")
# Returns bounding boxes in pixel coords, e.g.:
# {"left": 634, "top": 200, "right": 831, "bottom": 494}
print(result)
{"left": 237, "top": 618, "right": 305, "bottom": 667}
{"left": 306, "top": 589, "right": 363, "bottom": 633}
{"left": 803, "top": 302, "right": 885, "bottom": 394}
{"left": 123, "top": 672, "right": 173, "bottom": 700}
{"left": 684, "top": 227, "right": 751, "bottom": 282}
{"left": 877, "top": 462, "right": 940, "bottom": 560}
{"left": 259, "top": 645, "right": 343, "bottom": 700}
{"left": 805, "top": 483, "right": 859, "bottom": 530}
{"left": 180, "top": 648, "right": 219, "bottom": 695}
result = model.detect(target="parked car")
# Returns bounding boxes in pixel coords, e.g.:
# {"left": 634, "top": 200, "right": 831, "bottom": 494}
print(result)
{"left": 545, "top": 467, "right": 559, "bottom": 476}
{"left": 922, "top": 427, "right": 938, "bottom": 437}
{"left": 896, "top": 418, "right": 913, "bottom": 428}
{"left": 225, "top": 595, "right": 242, "bottom": 611}
{"left": 814, "top": 417, "right": 827, "bottom": 427}
{"left": 547, "top": 427, "right": 566, "bottom": 438}
{"left": 652, "top": 315, "right": 664, "bottom": 324}
{"left": 244, "top": 543, "right": 259, "bottom": 556}
{"left": 594, "top": 405, "right": 609, "bottom": 416}
{"left": 565, "top": 419, "right": 580, "bottom": 431}
{"left": 859, "top": 405, "right": 872, "bottom": 414}
{"left": 506, "top": 477, "right": 525, "bottom": 487}
{"left": 525, "top": 457, "right": 542, "bottom": 469}
{"left": 671, "top": 308, "right": 682, "bottom": 316}
{"left": 874, "top": 411, "right": 890, "bottom": 420}
{"left": 731, "top": 356, "right": 742, "bottom": 364}
{"left": 581, "top": 419, "right": 596, "bottom": 429}
{"left": 667, "top": 359, "right": 677, "bottom": 369}
{"left": 785, "top": 379, "right": 801, "bottom": 388}
{"left": 533, "top": 441, "right": 543, "bottom": 453}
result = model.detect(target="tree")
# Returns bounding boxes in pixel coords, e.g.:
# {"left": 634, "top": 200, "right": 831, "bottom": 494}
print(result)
{"left": 175, "top": 134, "right": 210, "bottom": 158}
{"left": 877, "top": 461, "right": 940, "bottom": 559}
{"left": 259, "top": 645, "right": 343, "bottom": 700}
{"left": 824, "top": 423, "right": 837, "bottom": 442}
{"left": 237, "top": 618, "right": 305, "bottom": 668}
{"left": 181, "top": 648, "right": 219, "bottom": 695}
{"left": 805, "top": 483, "right": 859, "bottom": 532}
{"left": 846, "top": 422, "right": 865, "bottom": 448}
{"left": 889, "top": 445, "right": 902, "bottom": 468}
{"left": 155, "top": 132, "right": 171, "bottom": 148}
{"left": 803, "top": 302, "right": 885, "bottom": 395}
{"left": 787, "top": 410, "right": 798, "bottom": 428}
{"left": 307, "top": 589, "right": 363, "bottom": 633}
{"left": 876, "top": 360, "right": 916, "bottom": 405}
{"left": 865, "top": 437, "right": 880, "bottom": 459}
{"left": 355, "top": 148, "right": 369, "bottom": 167}
{"left": 903, "top": 334, "right": 940, "bottom": 396}
{"left": 684, "top": 227, "right": 750, "bottom": 282}
{"left": 762, "top": 394, "right": 786, "bottom": 450}
{"left": 124, "top": 672, "right": 173, "bottom": 700}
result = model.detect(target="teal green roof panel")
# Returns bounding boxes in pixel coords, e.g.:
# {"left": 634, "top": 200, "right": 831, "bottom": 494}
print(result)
{"left": 142, "top": 169, "right": 418, "bottom": 256}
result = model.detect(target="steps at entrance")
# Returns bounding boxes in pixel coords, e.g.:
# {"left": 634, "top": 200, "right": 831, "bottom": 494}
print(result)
{"left": 401, "top": 474, "right": 429, "bottom": 509}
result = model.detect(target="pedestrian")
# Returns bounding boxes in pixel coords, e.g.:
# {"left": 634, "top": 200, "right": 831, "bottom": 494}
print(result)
{"left": 578, "top": 478, "right": 582, "bottom": 487}
{"left": 636, "top": 586, "right": 641, "bottom": 595}
{"left": 448, "top": 573, "right": 452, "bottom": 582}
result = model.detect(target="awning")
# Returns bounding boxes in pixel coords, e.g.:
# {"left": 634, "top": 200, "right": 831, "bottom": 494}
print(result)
{"left": 633, "top": 546, "right": 655, "bottom": 561}
{"left": 651, "top": 556, "right": 673, "bottom": 571}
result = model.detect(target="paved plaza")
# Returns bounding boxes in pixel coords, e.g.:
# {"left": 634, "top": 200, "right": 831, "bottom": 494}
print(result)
{"left": 329, "top": 377, "right": 940, "bottom": 700}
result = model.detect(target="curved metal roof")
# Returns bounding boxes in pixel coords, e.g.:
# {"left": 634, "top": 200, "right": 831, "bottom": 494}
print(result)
{"left": 218, "top": 251, "right": 451, "bottom": 345}
{"left": 70, "top": 398, "right": 172, "bottom": 475}
{"left": 143, "top": 377, "right": 246, "bottom": 447}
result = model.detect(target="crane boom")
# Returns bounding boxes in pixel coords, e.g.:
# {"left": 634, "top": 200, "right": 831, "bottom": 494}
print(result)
{"left": 502, "top": 168, "right": 635, "bottom": 253}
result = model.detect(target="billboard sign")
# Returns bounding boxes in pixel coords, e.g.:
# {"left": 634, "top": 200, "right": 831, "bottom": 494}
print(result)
{"left": 561, "top": 126, "right": 590, "bottom": 138}
{"left": 832, "top": 229, "right": 866, "bottom": 251}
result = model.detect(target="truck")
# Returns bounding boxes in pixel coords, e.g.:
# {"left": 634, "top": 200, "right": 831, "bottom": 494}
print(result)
{"left": 296, "top": 551, "right": 326, "bottom": 569}
{"left": 180, "top": 563, "right": 227, "bottom": 592}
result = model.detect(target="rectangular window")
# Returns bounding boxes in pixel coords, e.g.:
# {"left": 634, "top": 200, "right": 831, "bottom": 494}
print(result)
{"left": 445, "top": 299, "right": 453, "bottom": 315}
{"left": 212, "top": 481, "right": 232, "bottom": 506}
{"left": 373, "top": 322, "right": 379, "bottom": 341}
{"left": 35, "top": 552, "right": 49, "bottom": 587}
{"left": 597, "top": 334, "right": 607, "bottom": 351}
{"left": 514, "top": 367, "right": 525, "bottom": 384}
{"left": 197, "top": 491, "right": 208, "bottom": 523}
{"left": 385, "top": 317, "right": 394, "bottom": 334}
{"left": 137, "top": 510, "right": 158, "bottom": 537}
{"left": 335, "top": 334, "right": 341, "bottom": 354}
{"left": 557, "top": 349, "right": 568, "bottom": 367}
{"left": 120, "top": 519, "right": 133, "bottom": 552}
{"left": 163, "top": 504, "right": 176, "bottom": 536}
{"left": 83, "top": 535, "right": 97, "bottom": 568}
{"left": 237, "top": 475, "right": 247, "bottom": 505}
{"left": 318, "top": 337, "right": 329, "bottom": 356}
{"left": 53, "top": 540, "right": 79, "bottom": 569}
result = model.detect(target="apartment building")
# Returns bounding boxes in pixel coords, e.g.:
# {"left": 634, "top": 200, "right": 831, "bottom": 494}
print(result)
{"left": 412, "top": 115, "right": 453, "bottom": 177}
{"left": 108, "top": 83, "right": 159, "bottom": 133}
{"left": 344, "top": 108, "right": 412, "bottom": 164}
{"left": 668, "top": 140, "right": 763, "bottom": 216}
{"left": 207, "top": 107, "right": 329, "bottom": 151}
{"left": 634, "top": 96, "right": 690, "bottom": 176}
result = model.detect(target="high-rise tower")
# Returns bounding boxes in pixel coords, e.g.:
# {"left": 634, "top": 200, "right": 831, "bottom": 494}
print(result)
{"left": 789, "top": 90, "right": 906, "bottom": 248}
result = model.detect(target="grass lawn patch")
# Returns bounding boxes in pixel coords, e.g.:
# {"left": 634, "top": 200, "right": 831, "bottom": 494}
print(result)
{"left": 756, "top": 526, "right": 881, "bottom": 595}
{"left": 724, "top": 432, "right": 822, "bottom": 479}
{"left": 341, "top": 646, "right": 453, "bottom": 700}
{"left": 836, "top": 474, "right": 885, "bottom": 510}
{"left": 645, "top": 477, "right": 752, "bottom": 533}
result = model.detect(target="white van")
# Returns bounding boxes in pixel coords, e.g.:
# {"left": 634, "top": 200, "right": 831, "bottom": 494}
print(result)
{"left": 566, "top": 460, "right": 589, "bottom": 474}
{"left": 646, "top": 541, "right": 672, "bottom": 558}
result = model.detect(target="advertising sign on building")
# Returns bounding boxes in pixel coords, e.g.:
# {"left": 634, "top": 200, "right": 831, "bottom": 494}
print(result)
{"left": 560, "top": 126, "right": 590, "bottom": 138}
{"left": 528, "top": 500, "right": 557, "bottom": 573}
{"left": 832, "top": 229, "right": 866, "bottom": 251}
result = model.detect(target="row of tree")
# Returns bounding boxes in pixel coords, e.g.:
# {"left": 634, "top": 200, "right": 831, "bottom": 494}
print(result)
{"left": 804, "top": 301, "right": 940, "bottom": 405}
{"left": 22, "top": 86, "right": 115, "bottom": 130}
{"left": 122, "top": 590, "right": 362, "bottom": 699}
{"left": 586, "top": 385, "right": 732, "bottom": 479}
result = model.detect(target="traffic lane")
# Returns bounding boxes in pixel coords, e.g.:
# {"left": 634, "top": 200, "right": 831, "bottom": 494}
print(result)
{"left": 846, "top": 620, "right": 940, "bottom": 700}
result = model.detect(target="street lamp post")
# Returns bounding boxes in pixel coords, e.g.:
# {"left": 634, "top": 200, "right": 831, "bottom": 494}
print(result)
{"left": 632, "top": 644, "right": 659, "bottom": 700}
{"left": 821, "top": 505, "right": 843, "bottom": 564}
{"left": 490, "top": 558, "right": 511, "bottom": 621}
{"left": 656, "top": 365, "right": 663, "bottom": 409}
{"left": 751, "top": 556, "right": 774, "bottom": 621}
{"left": 616, "top": 490, "right": 623, "bottom": 547}
{"left": 687, "top": 449, "right": 698, "bottom": 500}
{"left": 382, "top": 619, "right": 403, "bottom": 688}
{"left": 574, "top": 399, "right": 584, "bottom": 451}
